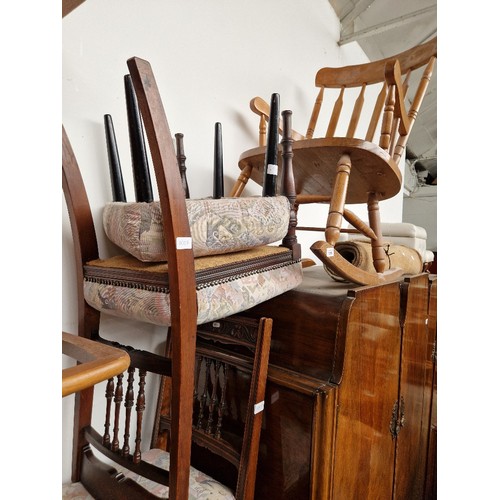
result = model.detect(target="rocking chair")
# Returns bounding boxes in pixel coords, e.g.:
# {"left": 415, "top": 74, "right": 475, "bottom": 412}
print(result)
{"left": 233, "top": 37, "right": 437, "bottom": 285}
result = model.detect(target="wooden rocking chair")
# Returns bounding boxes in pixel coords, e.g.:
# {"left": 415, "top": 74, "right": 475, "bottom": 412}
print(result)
{"left": 62, "top": 56, "right": 302, "bottom": 499}
{"left": 232, "top": 37, "right": 437, "bottom": 285}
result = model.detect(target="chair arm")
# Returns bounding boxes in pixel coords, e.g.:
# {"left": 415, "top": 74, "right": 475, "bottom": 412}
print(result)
{"left": 384, "top": 59, "right": 410, "bottom": 135}
{"left": 250, "top": 96, "right": 305, "bottom": 144}
{"left": 62, "top": 332, "right": 130, "bottom": 397}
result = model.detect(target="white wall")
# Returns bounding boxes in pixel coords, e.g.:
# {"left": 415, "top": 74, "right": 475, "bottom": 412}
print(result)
{"left": 62, "top": 0, "right": 405, "bottom": 485}
{"left": 403, "top": 187, "right": 437, "bottom": 252}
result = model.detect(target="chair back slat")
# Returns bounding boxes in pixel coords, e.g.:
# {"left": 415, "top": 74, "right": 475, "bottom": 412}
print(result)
{"left": 379, "top": 85, "right": 396, "bottom": 152}
{"left": 306, "top": 86, "right": 324, "bottom": 138}
{"left": 392, "top": 55, "right": 436, "bottom": 165}
{"left": 325, "top": 86, "right": 344, "bottom": 137}
{"left": 365, "top": 82, "right": 387, "bottom": 142}
{"left": 346, "top": 84, "right": 366, "bottom": 138}
{"left": 388, "top": 69, "right": 410, "bottom": 156}
{"left": 389, "top": 116, "right": 399, "bottom": 157}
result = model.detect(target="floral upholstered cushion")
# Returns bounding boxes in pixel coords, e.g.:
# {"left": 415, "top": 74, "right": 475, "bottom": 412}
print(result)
{"left": 103, "top": 196, "right": 291, "bottom": 262}
{"left": 83, "top": 246, "right": 303, "bottom": 326}
{"left": 62, "top": 448, "right": 235, "bottom": 499}
{"left": 62, "top": 481, "right": 93, "bottom": 499}
{"left": 122, "top": 448, "right": 236, "bottom": 499}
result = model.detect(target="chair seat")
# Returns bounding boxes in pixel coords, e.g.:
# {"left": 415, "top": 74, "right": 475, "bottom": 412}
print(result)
{"left": 84, "top": 246, "right": 302, "bottom": 325}
{"left": 103, "top": 196, "right": 291, "bottom": 262}
{"left": 62, "top": 448, "right": 235, "bottom": 499}
{"left": 238, "top": 137, "right": 402, "bottom": 204}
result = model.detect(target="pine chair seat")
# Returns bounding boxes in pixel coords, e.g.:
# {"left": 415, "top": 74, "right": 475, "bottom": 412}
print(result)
{"left": 238, "top": 136, "right": 402, "bottom": 204}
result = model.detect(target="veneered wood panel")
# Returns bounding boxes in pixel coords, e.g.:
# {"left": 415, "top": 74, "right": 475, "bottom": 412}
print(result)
{"left": 393, "top": 274, "right": 431, "bottom": 499}
{"left": 332, "top": 280, "right": 401, "bottom": 499}
{"left": 255, "top": 367, "right": 337, "bottom": 500}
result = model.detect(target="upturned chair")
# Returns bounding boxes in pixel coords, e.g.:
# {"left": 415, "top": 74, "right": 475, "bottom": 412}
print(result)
{"left": 233, "top": 37, "right": 437, "bottom": 285}
{"left": 63, "top": 55, "right": 302, "bottom": 499}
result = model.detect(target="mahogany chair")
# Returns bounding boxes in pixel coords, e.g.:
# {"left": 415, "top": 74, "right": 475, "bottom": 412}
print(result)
{"left": 63, "top": 56, "right": 302, "bottom": 499}
{"left": 233, "top": 37, "right": 437, "bottom": 285}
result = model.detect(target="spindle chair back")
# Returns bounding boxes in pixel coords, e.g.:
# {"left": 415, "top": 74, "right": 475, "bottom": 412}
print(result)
{"left": 234, "top": 37, "right": 437, "bottom": 285}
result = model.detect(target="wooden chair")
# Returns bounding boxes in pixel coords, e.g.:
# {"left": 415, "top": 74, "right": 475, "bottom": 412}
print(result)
{"left": 63, "top": 119, "right": 198, "bottom": 499}
{"left": 233, "top": 37, "right": 437, "bottom": 285}
{"left": 63, "top": 55, "right": 302, "bottom": 499}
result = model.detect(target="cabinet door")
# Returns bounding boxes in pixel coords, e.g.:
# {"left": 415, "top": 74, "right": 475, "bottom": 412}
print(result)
{"left": 423, "top": 276, "right": 437, "bottom": 499}
{"left": 333, "top": 281, "right": 402, "bottom": 499}
{"left": 255, "top": 367, "right": 337, "bottom": 500}
{"left": 393, "top": 274, "right": 431, "bottom": 499}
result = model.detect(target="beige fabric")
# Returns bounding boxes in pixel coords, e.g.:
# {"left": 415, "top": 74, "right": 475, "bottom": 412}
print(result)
{"left": 103, "top": 196, "right": 291, "bottom": 262}
{"left": 325, "top": 239, "right": 422, "bottom": 281}
{"left": 84, "top": 260, "right": 302, "bottom": 326}
{"left": 62, "top": 448, "right": 235, "bottom": 499}
{"left": 84, "top": 247, "right": 303, "bottom": 326}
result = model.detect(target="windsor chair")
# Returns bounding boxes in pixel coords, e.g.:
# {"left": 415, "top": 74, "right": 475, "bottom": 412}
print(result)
{"left": 233, "top": 37, "right": 437, "bottom": 285}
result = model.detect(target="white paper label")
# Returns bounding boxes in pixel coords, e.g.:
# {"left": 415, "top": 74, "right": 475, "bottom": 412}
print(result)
{"left": 267, "top": 163, "right": 278, "bottom": 175}
{"left": 176, "top": 237, "right": 192, "bottom": 250}
{"left": 254, "top": 401, "right": 265, "bottom": 414}
{"left": 326, "top": 247, "right": 335, "bottom": 257}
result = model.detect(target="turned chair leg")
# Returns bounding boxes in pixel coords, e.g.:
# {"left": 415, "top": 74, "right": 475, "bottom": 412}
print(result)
{"left": 229, "top": 164, "right": 253, "bottom": 197}
{"left": 367, "top": 192, "right": 386, "bottom": 273}
{"left": 310, "top": 154, "right": 404, "bottom": 286}
{"left": 325, "top": 154, "right": 351, "bottom": 246}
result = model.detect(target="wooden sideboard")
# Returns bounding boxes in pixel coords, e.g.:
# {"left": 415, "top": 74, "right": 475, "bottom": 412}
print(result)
{"left": 153, "top": 266, "right": 437, "bottom": 499}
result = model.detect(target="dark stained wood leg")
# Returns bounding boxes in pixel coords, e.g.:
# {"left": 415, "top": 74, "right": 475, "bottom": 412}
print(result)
{"left": 175, "top": 133, "right": 190, "bottom": 199}
{"left": 280, "top": 110, "right": 301, "bottom": 260}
